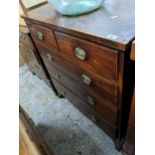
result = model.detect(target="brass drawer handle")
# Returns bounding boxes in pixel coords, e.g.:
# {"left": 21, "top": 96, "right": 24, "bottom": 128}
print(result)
{"left": 90, "top": 116, "right": 97, "bottom": 123}
{"left": 46, "top": 53, "right": 53, "bottom": 61}
{"left": 81, "top": 74, "right": 91, "bottom": 85}
{"left": 87, "top": 96, "right": 95, "bottom": 106}
{"left": 37, "top": 31, "right": 44, "bottom": 40}
{"left": 74, "top": 47, "right": 86, "bottom": 60}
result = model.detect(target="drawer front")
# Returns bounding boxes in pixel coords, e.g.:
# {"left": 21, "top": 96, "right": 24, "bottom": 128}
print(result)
{"left": 39, "top": 47, "right": 117, "bottom": 103}
{"left": 27, "top": 23, "right": 58, "bottom": 52}
{"left": 19, "top": 31, "right": 34, "bottom": 49}
{"left": 55, "top": 31, "right": 118, "bottom": 81}
{"left": 52, "top": 78, "right": 118, "bottom": 140}
{"left": 44, "top": 63, "right": 118, "bottom": 126}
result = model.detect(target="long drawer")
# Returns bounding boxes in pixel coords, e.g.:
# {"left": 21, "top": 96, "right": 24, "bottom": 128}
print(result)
{"left": 42, "top": 60, "right": 118, "bottom": 127}
{"left": 38, "top": 45, "right": 117, "bottom": 104}
{"left": 50, "top": 66, "right": 118, "bottom": 126}
{"left": 52, "top": 78, "right": 118, "bottom": 140}
{"left": 55, "top": 31, "right": 118, "bottom": 81}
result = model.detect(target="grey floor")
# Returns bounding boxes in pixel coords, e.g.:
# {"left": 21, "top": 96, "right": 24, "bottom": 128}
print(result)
{"left": 19, "top": 64, "right": 122, "bottom": 155}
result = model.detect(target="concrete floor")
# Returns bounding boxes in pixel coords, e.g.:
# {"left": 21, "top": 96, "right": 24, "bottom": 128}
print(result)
{"left": 19, "top": 64, "right": 122, "bottom": 155}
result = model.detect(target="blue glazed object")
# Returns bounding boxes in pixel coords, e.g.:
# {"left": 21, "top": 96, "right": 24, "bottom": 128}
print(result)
{"left": 48, "top": 0, "right": 105, "bottom": 16}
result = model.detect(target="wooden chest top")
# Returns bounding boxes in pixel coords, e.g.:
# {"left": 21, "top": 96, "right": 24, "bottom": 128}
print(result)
{"left": 22, "top": 0, "right": 135, "bottom": 51}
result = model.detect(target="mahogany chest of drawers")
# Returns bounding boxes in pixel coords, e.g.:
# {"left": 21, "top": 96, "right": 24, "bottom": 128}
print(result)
{"left": 22, "top": 0, "right": 135, "bottom": 150}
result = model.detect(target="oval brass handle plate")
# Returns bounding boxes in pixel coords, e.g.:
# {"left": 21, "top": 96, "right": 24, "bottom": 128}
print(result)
{"left": 90, "top": 116, "right": 97, "bottom": 123}
{"left": 74, "top": 47, "right": 86, "bottom": 60}
{"left": 46, "top": 53, "right": 53, "bottom": 62}
{"left": 87, "top": 96, "right": 95, "bottom": 106}
{"left": 81, "top": 74, "right": 91, "bottom": 85}
{"left": 37, "top": 31, "right": 44, "bottom": 40}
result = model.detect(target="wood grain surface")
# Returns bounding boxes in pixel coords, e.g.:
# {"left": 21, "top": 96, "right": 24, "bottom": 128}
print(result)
{"left": 55, "top": 31, "right": 118, "bottom": 81}
{"left": 22, "top": 0, "right": 135, "bottom": 51}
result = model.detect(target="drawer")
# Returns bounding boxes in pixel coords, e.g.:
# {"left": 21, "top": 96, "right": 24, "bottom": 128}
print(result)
{"left": 55, "top": 31, "right": 118, "bottom": 81}
{"left": 27, "top": 23, "right": 58, "bottom": 52}
{"left": 45, "top": 64, "right": 118, "bottom": 126}
{"left": 52, "top": 78, "right": 118, "bottom": 140}
{"left": 39, "top": 47, "right": 117, "bottom": 103}
{"left": 19, "top": 31, "right": 34, "bottom": 49}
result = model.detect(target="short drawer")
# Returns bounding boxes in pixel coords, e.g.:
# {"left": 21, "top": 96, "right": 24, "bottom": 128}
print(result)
{"left": 27, "top": 23, "right": 58, "bottom": 52}
{"left": 55, "top": 31, "right": 118, "bottom": 81}
{"left": 37, "top": 45, "right": 117, "bottom": 103}
{"left": 46, "top": 64, "right": 118, "bottom": 126}
{"left": 52, "top": 78, "right": 118, "bottom": 140}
